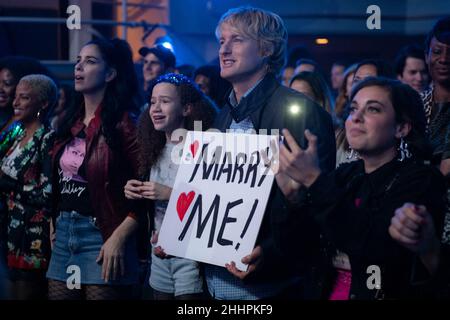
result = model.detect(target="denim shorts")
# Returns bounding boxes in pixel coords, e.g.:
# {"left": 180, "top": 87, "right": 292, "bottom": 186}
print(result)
{"left": 46, "top": 211, "right": 138, "bottom": 285}
{"left": 149, "top": 253, "right": 203, "bottom": 296}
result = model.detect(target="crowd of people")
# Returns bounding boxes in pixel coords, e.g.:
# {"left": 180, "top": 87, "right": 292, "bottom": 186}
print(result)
{"left": 0, "top": 6, "right": 450, "bottom": 300}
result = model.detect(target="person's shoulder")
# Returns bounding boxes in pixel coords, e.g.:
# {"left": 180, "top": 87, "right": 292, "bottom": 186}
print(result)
{"left": 38, "top": 127, "right": 56, "bottom": 153}
{"left": 335, "top": 160, "right": 363, "bottom": 178}
{"left": 399, "top": 160, "right": 445, "bottom": 187}
{"left": 420, "top": 86, "right": 432, "bottom": 100}
{"left": 42, "top": 130, "right": 55, "bottom": 145}
{"left": 212, "top": 105, "right": 230, "bottom": 130}
{"left": 273, "top": 85, "right": 330, "bottom": 117}
{"left": 401, "top": 160, "right": 439, "bottom": 174}
{"left": 272, "top": 84, "right": 306, "bottom": 102}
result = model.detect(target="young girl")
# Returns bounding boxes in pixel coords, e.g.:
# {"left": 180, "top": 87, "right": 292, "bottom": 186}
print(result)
{"left": 46, "top": 38, "right": 141, "bottom": 300}
{"left": 124, "top": 73, "right": 217, "bottom": 300}
{"left": 276, "top": 77, "right": 446, "bottom": 299}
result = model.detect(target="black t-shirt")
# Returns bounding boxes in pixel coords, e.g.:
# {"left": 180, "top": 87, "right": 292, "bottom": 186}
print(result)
{"left": 57, "top": 131, "right": 93, "bottom": 215}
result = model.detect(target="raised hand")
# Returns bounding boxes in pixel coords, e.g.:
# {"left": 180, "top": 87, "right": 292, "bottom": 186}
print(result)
{"left": 279, "top": 128, "right": 321, "bottom": 188}
{"left": 261, "top": 137, "right": 302, "bottom": 202}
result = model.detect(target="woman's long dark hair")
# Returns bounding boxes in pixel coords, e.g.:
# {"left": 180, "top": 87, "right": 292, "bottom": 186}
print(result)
{"left": 289, "top": 71, "right": 335, "bottom": 114}
{"left": 137, "top": 73, "right": 218, "bottom": 177}
{"left": 193, "top": 65, "right": 231, "bottom": 107}
{"left": 56, "top": 38, "right": 140, "bottom": 150}
{"left": 349, "top": 77, "right": 430, "bottom": 161}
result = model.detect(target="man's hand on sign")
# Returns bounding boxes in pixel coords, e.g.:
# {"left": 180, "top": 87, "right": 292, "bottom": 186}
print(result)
{"left": 140, "top": 181, "right": 172, "bottom": 200}
{"left": 124, "top": 179, "right": 144, "bottom": 199}
{"left": 225, "top": 246, "right": 262, "bottom": 280}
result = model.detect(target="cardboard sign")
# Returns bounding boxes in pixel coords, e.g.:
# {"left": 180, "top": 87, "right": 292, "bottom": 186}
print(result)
{"left": 157, "top": 131, "right": 277, "bottom": 271}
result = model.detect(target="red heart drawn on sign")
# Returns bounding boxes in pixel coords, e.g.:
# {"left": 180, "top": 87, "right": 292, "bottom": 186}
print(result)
{"left": 176, "top": 191, "right": 195, "bottom": 222}
{"left": 190, "top": 141, "right": 199, "bottom": 157}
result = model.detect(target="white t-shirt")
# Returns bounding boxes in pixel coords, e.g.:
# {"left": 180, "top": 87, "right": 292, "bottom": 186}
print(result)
{"left": 149, "top": 142, "right": 182, "bottom": 231}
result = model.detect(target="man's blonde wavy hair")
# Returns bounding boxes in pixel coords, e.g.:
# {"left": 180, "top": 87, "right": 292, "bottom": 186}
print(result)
{"left": 215, "top": 6, "right": 288, "bottom": 76}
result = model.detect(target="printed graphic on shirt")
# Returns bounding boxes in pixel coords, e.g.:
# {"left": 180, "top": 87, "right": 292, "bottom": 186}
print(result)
{"left": 59, "top": 137, "right": 87, "bottom": 183}
{"left": 58, "top": 136, "right": 92, "bottom": 215}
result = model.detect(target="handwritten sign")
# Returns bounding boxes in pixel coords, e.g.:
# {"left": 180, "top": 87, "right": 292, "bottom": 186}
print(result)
{"left": 157, "top": 131, "right": 277, "bottom": 271}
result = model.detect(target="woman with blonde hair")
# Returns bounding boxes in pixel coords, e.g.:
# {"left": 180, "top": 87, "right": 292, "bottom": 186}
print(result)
{"left": 0, "top": 74, "right": 56, "bottom": 299}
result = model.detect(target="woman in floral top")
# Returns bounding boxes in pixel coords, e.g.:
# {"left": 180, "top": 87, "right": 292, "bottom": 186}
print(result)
{"left": 0, "top": 74, "right": 56, "bottom": 299}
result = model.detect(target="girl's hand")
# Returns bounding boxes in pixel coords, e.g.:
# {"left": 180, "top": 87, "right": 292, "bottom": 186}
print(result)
{"left": 140, "top": 182, "right": 172, "bottom": 200}
{"left": 151, "top": 231, "right": 168, "bottom": 259}
{"left": 124, "top": 179, "right": 143, "bottom": 199}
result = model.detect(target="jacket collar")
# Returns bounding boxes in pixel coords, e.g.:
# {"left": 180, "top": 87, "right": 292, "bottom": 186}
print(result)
{"left": 70, "top": 103, "right": 103, "bottom": 138}
{"left": 349, "top": 157, "right": 405, "bottom": 198}
{"left": 226, "top": 73, "right": 280, "bottom": 124}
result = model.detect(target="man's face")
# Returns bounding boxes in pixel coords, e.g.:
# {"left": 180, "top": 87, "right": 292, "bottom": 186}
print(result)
{"left": 426, "top": 37, "right": 450, "bottom": 86}
{"left": 218, "top": 22, "right": 267, "bottom": 86}
{"left": 143, "top": 53, "right": 164, "bottom": 83}
{"left": 398, "top": 57, "right": 428, "bottom": 92}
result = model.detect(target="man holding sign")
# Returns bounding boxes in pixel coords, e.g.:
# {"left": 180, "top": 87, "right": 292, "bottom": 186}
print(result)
{"left": 202, "top": 7, "right": 336, "bottom": 300}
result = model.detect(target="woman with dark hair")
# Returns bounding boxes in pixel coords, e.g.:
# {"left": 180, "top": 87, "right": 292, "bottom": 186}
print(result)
{"left": 352, "top": 59, "right": 395, "bottom": 85}
{"left": 289, "top": 71, "right": 335, "bottom": 115}
{"left": 50, "top": 83, "right": 75, "bottom": 130}
{"left": 0, "top": 74, "right": 56, "bottom": 299}
{"left": 334, "top": 64, "right": 357, "bottom": 122}
{"left": 335, "top": 61, "right": 395, "bottom": 167}
{"left": 194, "top": 65, "right": 231, "bottom": 108}
{"left": 46, "top": 38, "right": 141, "bottom": 300}
{"left": 334, "top": 64, "right": 358, "bottom": 167}
{"left": 124, "top": 73, "right": 217, "bottom": 300}
{"left": 275, "top": 77, "right": 446, "bottom": 299}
